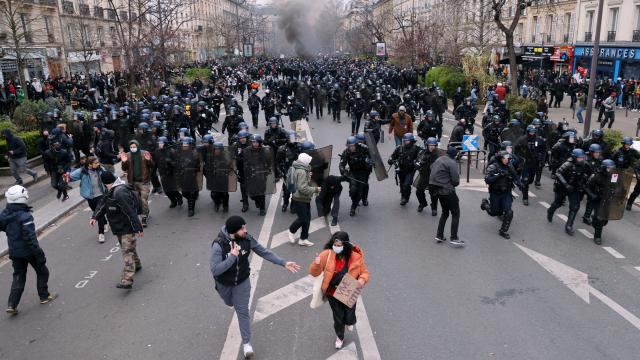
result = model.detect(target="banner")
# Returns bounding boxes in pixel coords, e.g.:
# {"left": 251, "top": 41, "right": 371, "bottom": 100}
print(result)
{"left": 375, "top": 42, "right": 386, "bottom": 57}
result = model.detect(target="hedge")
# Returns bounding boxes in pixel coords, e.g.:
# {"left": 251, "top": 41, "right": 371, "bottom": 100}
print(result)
{"left": 12, "top": 100, "right": 51, "bottom": 131}
{"left": 603, "top": 129, "right": 624, "bottom": 149}
{"left": 506, "top": 95, "right": 537, "bottom": 125}
{"left": 423, "top": 66, "right": 467, "bottom": 98}
{"left": 0, "top": 130, "right": 42, "bottom": 167}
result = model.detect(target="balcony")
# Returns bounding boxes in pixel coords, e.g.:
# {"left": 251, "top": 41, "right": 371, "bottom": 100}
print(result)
{"left": 584, "top": 32, "right": 592, "bottom": 42}
{"left": 563, "top": 34, "right": 570, "bottom": 43}
{"left": 62, "top": 0, "right": 74, "bottom": 14}
{"left": 94, "top": 6, "right": 103, "bottom": 18}
{"left": 607, "top": 31, "right": 616, "bottom": 42}
{"left": 79, "top": 3, "right": 90, "bottom": 16}
{"left": 48, "top": 33, "right": 55, "bottom": 42}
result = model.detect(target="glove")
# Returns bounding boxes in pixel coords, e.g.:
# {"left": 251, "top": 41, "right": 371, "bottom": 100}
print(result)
{"left": 565, "top": 184, "right": 574, "bottom": 192}
{"left": 387, "top": 159, "right": 393, "bottom": 165}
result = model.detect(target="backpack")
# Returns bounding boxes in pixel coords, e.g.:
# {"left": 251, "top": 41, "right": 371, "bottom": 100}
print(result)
{"left": 286, "top": 167, "right": 297, "bottom": 194}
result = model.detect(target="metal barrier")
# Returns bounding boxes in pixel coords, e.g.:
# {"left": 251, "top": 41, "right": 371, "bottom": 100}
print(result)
{"left": 447, "top": 141, "right": 487, "bottom": 183}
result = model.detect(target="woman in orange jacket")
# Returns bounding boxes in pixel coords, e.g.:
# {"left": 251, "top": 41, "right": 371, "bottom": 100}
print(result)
{"left": 309, "top": 231, "right": 370, "bottom": 350}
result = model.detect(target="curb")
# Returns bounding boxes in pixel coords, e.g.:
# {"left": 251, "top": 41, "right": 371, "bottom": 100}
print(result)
{"left": 0, "top": 194, "right": 86, "bottom": 258}
{"left": 0, "top": 172, "right": 50, "bottom": 201}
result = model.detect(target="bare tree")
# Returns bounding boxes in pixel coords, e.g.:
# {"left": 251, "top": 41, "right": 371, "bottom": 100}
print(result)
{"left": 491, "top": 0, "right": 555, "bottom": 92}
{"left": 68, "top": 15, "right": 102, "bottom": 74}
{"left": 0, "top": 0, "right": 46, "bottom": 99}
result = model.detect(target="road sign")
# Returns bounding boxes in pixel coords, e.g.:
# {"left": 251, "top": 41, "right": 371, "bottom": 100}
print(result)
{"left": 463, "top": 135, "right": 479, "bottom": 151}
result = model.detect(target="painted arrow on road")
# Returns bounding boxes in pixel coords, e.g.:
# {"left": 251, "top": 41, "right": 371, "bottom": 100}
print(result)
{"left": 515, "top": 243, "right": 640, "bottom": 331}
{"left": 326, "top": 342, "right": 358, "bottom": 360}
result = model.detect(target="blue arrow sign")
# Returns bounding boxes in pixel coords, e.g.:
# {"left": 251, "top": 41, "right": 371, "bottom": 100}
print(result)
{"left": 463, "top": 135, "right": 479, "bottom": 151}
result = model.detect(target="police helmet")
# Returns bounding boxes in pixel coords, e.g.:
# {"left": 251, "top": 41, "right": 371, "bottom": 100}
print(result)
{"left": 203, "top": 134, "right": 214, "bottom": 143}
{"left": 355, "top": 133, "right": 366, "bottom": 142}
{"left": 179, "top": 127, "right": 189, "bottom": 134}
{"left": 526, "top": 125, "right": 537, "bottom": 134}
{"left": 268, "top": 117, "right": 278, "bottom": 126}
{"left": 426, "top": 137, "right": 438, "bottom": 146}
{"left": 591, "top": 129, "right": 604, "bottom": 139}
{"left": 500, "top": 141, "right": 512, "bottom": 150}
{"left": 237, "top": 130, "right": 249, "bottom": 139}
{"left": 402, "top": 133, "right": 415, "bottom": 142}
{"left": 137, "top": 122, "right": 150, "bottom": 130}
{"left": 588, "top": 143, "right": 602, "bottom": 153}
{"left": 238, "top": 122, "right": 249, "bottom": 130}
{"left": 622, "top": 136, "right": 633, "bottom": 145}
{"left": 509, "top": 119, "right": 521, "bottom": 127}
{"left": 370, "top": 110, "right": 380, "bottom": 118}
{"left": 213, "top": 141, "right": 224, "bottom": 150}
{"left": 571, "top": 148, "right": 586, "bottom": 159}
{"left": 180, "top": 137, "right": 194, "bottom": 145}
{"left": 157, "top": 136, "right": 168, "bottom": 144}
{"left": 601, "top": 159, "right": 616, "bottom": 169}
{"left": 301, "top": 140, "right": 315, "bottom": 150}
{"left": 346, "top": 136, "right": 357, "bottom": 146}
{"left": 532, "top": 118, "right": 542, "bottom": 126}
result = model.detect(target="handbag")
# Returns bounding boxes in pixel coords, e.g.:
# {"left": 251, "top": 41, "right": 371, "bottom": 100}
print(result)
{"left": 310, "top": 253, "right": 329, "bottom": 309}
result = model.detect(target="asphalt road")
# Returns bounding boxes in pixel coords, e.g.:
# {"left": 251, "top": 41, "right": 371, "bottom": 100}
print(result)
{"left": 1, "top": 96, "right": 640, "bottom": 360}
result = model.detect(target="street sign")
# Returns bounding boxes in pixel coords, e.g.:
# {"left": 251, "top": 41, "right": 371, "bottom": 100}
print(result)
{"left": 463, "top": 135, "right": 479, "bottom": 151}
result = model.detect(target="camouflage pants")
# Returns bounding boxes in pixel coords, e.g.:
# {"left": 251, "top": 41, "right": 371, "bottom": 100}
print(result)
{"left": 132, "top": 182, "right": 150, "bottom": 217}
{"left": 118, "top": 234, "right": 141, "bottom": 285}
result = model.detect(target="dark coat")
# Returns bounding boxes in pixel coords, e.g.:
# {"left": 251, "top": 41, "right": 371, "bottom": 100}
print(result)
{"left": 0, "top": 203, "right": 42, "bottom": 258}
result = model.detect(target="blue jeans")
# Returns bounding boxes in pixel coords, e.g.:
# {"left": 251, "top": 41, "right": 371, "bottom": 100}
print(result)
{"left": 576, "top": 106, "right": 585, "bottom": 123}
{"left": 394, "top": 135, "right": 402, "bottom": 146}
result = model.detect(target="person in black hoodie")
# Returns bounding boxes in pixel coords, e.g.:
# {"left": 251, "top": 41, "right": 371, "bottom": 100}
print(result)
{"left": 0, "top": 185, "right": 57, "bottom": 315}
{"left": 2, "top": 129, "right": 38, "bottom": 185}
{"left": 90, "top": 171, "right": 143, "bottom": 289}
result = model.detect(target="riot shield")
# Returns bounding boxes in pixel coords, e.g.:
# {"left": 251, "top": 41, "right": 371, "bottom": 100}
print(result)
{"left": 176, "top": 149, "right": 203, "bottom": 192}
{"left": 364, "top": 132, "right": 388, "bottom": 181}
{"left": 206, "top": 146, "right": 237, "bottom": 192}
{"left": 243, "top": 146, "right": 276, "bottom": 197}
{"left": 500, "top": 127, "right": 521, "bottom": 143}
{"left": 544, "top": 123, "right": 558, "bottom": 148}
{"left": 305, "top": 145, "right": 332, "bottom": 186}
{"left": 595, "top": 168, "right": 634, "bottom": 221}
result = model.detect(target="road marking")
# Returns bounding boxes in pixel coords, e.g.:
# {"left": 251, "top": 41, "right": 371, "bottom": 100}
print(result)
{"left": 528, "top": 191, "right": 537, "bottom": 198}
{"left": 516, "top": 243, "right": 640, "bottom": 331}
{"left": 539, "top": 201, "right": 551, "bottom": 209}
{"left": 557, "top": 214, "right": 568, "bottom": 222}
{"left": 602, "top": 247, "right": 626, "bottom": 259}
{"left": 512, "top": 191, "right": 519, "bottom": 198}
{"left": 253, "top": 275, "right": 314, "bottom": 322}
{"left": 635, "top": 266, "right": 640, "bottom": 273}
{"left": 219, "top": 184, "right": 283, "bottom": 360}
{"left": 270, "top": 217, "right": 326, "bottom": 249}
{"left": 326, "top": 342, "right": 358, "bottom": 360}
{"left": 578, "top": 229, "right": 594, "bottom": 239}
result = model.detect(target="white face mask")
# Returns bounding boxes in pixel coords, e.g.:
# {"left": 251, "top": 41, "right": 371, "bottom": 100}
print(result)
{"left": 332, "top": 246, "right": 343, "bottom": 254}
{"left": 130, "top": 147, "right": 138, "bottom": 153}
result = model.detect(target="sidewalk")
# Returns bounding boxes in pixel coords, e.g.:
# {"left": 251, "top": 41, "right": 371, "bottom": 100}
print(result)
{"left": 0, "top": 162, "right": 49, "bottom": 200}
{"left": 0, "top": 163, "right": 122, "bottom": 257}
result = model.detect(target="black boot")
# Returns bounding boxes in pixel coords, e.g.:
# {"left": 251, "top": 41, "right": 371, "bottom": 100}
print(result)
{"left": 169, "top": 199, "right": 177, "bottom": 208}
{"left": 259, "top": 208, "right": 266, "bottom": 216}
{"left": 331, "top": 216, "right": 338, "bottom": 226}
{"left": 565, "top": 211, "right": 577, "bottom": 235}
{"left": 214, "top": 203, "right": 220, "bottom": 212}
{"left": 627, "top": 201, "right": 633, "bottom": 211}
{"left": 362, "top": 199, "right": 368, "bottom": 206}
{"left": 480, "top": 198, "right": 489, "bottom": 212}
{"left": 582, "top": 215, "right": 592, "bottom": 225}
{"left": 593, "top": 226, "right": 603, "bottom": 245}
{"left": 522, "top": 198, "right": 529, "bottom": 206}
{"left": 499, "top": 211, "right": 513, "bottom": 239}
{"left": 417, "top": 205, "right": 425, "bottom": 212}
{"left": 350, "top": 206, "right": 356, "bottom": 216}
{"left": 241, "top": 202, "right": 249, "bottom": 212}
{"left": 177, "top": 197, "right": 183, "bottom": 206}
{"left": 547, "top": 207, "right": 555, "bottom": 222}
{"left": 282, "top": 201, "right": 289, "bottom": 212}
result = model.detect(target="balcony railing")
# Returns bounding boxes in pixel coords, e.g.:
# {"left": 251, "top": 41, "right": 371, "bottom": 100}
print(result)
{"left": 607, "top": 31, "right": 616, "bottom": 42}
{"left": 584, "top": 32, "right": 592, "bottom": 42}
{"left": 634, "top": 30, "right": 640, "bottom": 42}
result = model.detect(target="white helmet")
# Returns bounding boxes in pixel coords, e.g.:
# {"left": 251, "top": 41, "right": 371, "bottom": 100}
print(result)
{"left": 5, "top": 185, "right": 28, "bottom": 204}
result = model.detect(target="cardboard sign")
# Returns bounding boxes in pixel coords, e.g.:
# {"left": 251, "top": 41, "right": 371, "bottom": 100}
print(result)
{"left": 333, "top": 274, "right": 362, "bottom": 308}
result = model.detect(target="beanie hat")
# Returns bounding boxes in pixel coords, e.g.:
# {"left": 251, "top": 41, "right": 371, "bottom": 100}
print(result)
{"left": 225, "top": 215, "right": 246, "bottom": 234}
{"left": 447, "top": 146, "right": 458, "bottom": 159}
{"left": 298, "top": 153, "right": 312, "bottom": 165}
{"left": 100, "top": 171, "right": 116, "bottom": 185}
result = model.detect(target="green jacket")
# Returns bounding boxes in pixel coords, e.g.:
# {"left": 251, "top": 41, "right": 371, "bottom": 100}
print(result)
{"left": 291, "top": 161, "right": 317, "bottom": 203}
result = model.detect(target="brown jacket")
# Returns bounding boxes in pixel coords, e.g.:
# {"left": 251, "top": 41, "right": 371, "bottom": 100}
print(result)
{"left": 121, "top": 151, "right": 154, "bottom": 184}
{"left": 388, "top": 112, "right": 413, "bottom": 137}
{"left": 309, "top": 246, "right": 370, "bottom": 294}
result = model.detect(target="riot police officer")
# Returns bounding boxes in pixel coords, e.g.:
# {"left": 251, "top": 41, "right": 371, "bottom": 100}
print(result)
{"left": 582, "top": 128, "right": 610, "bottom": 159}
{"left": 585, "top": 159, "right": 616, "bottom": 245}
{"left": 481, "top": 151, "right": 520, "bottom": 239}
{"left": 339, "top": 136, "right": 372, "bottom": 216}
{"left": 176, "top": 137, "right": 202, "bottom": 217}
{"left": 352, "top": 92, "right": 367, "bottom": 135}
{"left": 248, "top": 89, "right": 261, "bottom": 129}
{"left": 222, "top": 107, "right": 243, "bottom": 145}
{"left": 329, "top": 84, "right": 342, "bottom": 123}
{"left": 204, "top": 141, "right": 234, "bottom": 213}
{"left": 235, "top": 130, "right": 252, "bottom": 212}
{"left": 417, "top": 110, "right": 442, "bottom": 143}
{"left": 388, "top": 133, "right": 421, "bottom": 205}
{"left": 155, "top": 137, "right": 181, "bottom": 208}
{"left": 611, "top": 137, "right": 640, "bottom": 210}
{"left": 482, "top": 115, "right": 504, "bottom": 155}
{"left": 549, "top": 131, "right": 577, "bottom": 175}
{"left": 415, "top": 137, "right": 441, "bottom": 215}
{"left": 547, "top": 149, "right": 592, "bottom": 235}
{"left": 514, "top": 125, "right": 546, "bottom": 206}
{"left": 363, "top": 110, "right": 389, "bottom": 144}
{"left": 276, "top": 130, "right": 300, "bottom": 212}
{"left": 582, "top": 143, "right": 603, "bottom": 224}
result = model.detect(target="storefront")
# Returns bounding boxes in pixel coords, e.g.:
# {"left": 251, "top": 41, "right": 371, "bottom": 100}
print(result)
{"left": 520, "top": 45, "right": 555, "bottom": 71}
{"left": 551, "top": 46, "right": 574, "bottom": 74}
{"left": 573, "top": 46, "right": 640, "bottom": 81}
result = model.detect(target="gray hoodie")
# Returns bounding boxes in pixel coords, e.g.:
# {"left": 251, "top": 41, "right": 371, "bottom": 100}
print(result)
{"left": 290, "top": 160, "right": 317, "bottom": 203}
{"left": 429, "top": 155, "right": 460, "bottom": 195}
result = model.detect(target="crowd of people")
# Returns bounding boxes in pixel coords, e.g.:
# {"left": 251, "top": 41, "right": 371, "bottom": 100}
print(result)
{"left": 1, "top": 56, "right": 640, "bottom": 359}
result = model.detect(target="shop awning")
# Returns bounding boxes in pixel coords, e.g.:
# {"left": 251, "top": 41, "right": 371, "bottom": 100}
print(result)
{"left": 499, "top": 55, "right": 524, "bottom": 64}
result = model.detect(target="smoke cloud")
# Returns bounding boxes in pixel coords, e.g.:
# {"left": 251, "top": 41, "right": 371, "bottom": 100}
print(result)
{"left": 273, "top": 0, "right": 342, "bottom": 57}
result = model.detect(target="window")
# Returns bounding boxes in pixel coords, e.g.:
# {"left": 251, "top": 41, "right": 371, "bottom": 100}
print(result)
{"left": 63, "top": 1, "right": 74, "bottom": 14}
{"left": 564, "top": 12, "right": 572, "bottom": 39}
{"left": 44, "top": 15, "right": 54, "bottom": 42}
{"left": 68, "top": 24, "right": 76, "bottom": 46}
{"left": 586, "top": 10, "right": 594, "bottom": 32}
{"left": 609, "top": 7, "right": 619, "bottom": 32}
{"left": 96, "top": 26, "right": 103, "bottom": 43}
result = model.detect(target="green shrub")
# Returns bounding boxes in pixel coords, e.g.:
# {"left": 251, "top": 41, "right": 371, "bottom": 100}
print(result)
{"left": 424, "top": 66, "right": 467, "bottom": 98}
{"left": 603, "top": 129, "right": 624, "bottom": 149}
{"left": 506, "top": 95, "right": 537, "bottom": 125}
{"left": 184, "top": 67, "right": 211, "bottom": 83}
{"left": 0, "top": 117, "right": 18, "bottom": 133}
{"left": 0, "top": 130, "right": 42, "bottom": 166}
{"left": 12, "top": 100, "right": 50, "bottom": 131}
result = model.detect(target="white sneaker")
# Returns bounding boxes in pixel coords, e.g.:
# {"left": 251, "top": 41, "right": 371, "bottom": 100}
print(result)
{"left": 335, "top": 337, "right": 343, "bottom": 349}
{"left": 98, "top": 234, "right": 105, "bottom": 243}
{"left": 298, "top": 239, "right": 314, "bottom": 247}
{"left": 347, "top": 325, "right": 354, "bottom": 332}
{"left": 243, "top": 343, "right": 254, "bottom": 359}
{"left": 288, "top": 231, "right": 298, "bottom": 244}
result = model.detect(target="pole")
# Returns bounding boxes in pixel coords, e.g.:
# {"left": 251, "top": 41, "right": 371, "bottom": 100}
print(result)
{"left": 583, "top": 0, "right": 605, "bottom": 137}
